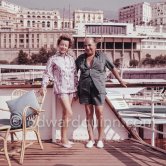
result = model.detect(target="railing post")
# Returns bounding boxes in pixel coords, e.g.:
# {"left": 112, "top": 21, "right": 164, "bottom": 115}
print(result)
{"left": 151, "top": 88, "right": 155, "bottom": 146}
{"left": 0, "top": 67, "right": 1, "bottom": 82}
{"left": 52, "top": 91, "right": 56, "bottom": 142}
{"left": 33, "top": 67, "right": 34, "bottom": 83}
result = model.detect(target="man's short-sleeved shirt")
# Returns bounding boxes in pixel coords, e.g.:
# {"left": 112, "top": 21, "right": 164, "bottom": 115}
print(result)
{"left": 75, "top": 51, "right": 114, "bottom": 94}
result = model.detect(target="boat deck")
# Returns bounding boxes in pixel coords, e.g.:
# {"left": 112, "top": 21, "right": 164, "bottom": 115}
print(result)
{"left": 1, "top": 140, "right": 166, "bottom": 166}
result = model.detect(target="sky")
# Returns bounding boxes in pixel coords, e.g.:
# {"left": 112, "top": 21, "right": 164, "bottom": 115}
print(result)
{"left": 9, "top": 0, "right": 161, "bottom": 18}
{"left": 9, "top": 0, "right": 161, "bottom": 11}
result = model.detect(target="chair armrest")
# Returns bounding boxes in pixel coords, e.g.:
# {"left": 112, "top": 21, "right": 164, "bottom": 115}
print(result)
{"left": 22, "top": 106, "right": 45, "bottom": 116}
{"left": 0, "top": 107, "right": 10, "bottom": 112}
{"left": 0, "top": 125, "right": 11, "bottom": 131}
{"left": 29, "top": 106, "right": 45, "bottom": 113}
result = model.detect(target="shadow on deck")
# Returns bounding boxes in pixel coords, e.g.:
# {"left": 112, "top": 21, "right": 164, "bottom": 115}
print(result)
{"left": 0, "top": 140, "right": 166, "bottom": 166}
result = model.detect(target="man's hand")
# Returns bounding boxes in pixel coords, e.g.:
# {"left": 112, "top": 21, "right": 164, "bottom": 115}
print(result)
{"left": 119, "top": 80, "right": 127, "bottom": 88}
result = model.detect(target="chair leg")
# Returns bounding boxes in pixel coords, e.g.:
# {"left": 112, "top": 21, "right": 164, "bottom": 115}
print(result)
{"left": 13, "top": 132, "right": 19, "bottom": 140}
{"left": 20, "top": 132, "right": 26, "bottom": 164}
{"left": 4, "top": 140, "right": 11, "bottom": 166}
{"left": 34, "top": 128, "right": 43, "bottom": 150}
{"left": 10, "top": 133, "right": 14, "bottom": 142}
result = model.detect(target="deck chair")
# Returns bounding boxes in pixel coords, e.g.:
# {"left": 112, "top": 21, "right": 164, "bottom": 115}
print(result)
{"left": 0, "top": 89, "right": 46, "bottom": 164}
{"left": 0, "top": 125, "right": 11, "bottom": 166}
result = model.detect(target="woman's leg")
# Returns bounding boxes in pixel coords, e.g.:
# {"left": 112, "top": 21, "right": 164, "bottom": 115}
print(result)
{"left": 95, "top": 105, "right": 104, "bottom": 141}
{"left": 59, "top": 95, "right": 73, "bottom": 144}
{"left": 85, "top": 104, "right": 94, "bottom": 141}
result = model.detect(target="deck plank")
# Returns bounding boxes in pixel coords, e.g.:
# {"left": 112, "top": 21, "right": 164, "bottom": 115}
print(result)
{"left": 0, "top": 140, "right": 166, "bottom": 166}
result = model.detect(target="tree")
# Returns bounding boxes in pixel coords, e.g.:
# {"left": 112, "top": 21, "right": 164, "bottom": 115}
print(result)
{"left": 30, "top": 53, "right": 41, "bottom": 64}
{"left": 48, "top": 47, "right": 57, "bottom": 56}
{"left": 18, "top": 50, "right": 29, "bottom": 64}
{"left": 114, "top": 58, "right": 121, "bottom": 68}
{"left": 142, "top": 54, "right": 155, "bottom": 66}
{"left": 30, "top": 47, "right": 57, "bottom": 65}
{"left": 129, "top": 59, "right": 139, "bottom": 68}
{"left": 0, "top": 60, "right": 9, "bottom": 64}
{"left": 155, "top": 55, "right": 166, "bottom": 65}
{"left": 38, "top": 47, "right": 49, "bottom": 64}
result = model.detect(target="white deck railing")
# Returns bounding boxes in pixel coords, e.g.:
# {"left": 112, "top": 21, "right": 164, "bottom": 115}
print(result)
{"left": 107, "top": 86, "right": 166, "bottom": 149}
{"left": 0, "top": 64, "right": 46, "bottom": 83}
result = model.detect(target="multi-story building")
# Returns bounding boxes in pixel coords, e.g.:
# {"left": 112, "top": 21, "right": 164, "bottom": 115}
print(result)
{"left": 15, "top": 8, "right": 61, "bottom": 30}
{"left": 1, "top": 0, "right": 166, "bottom": 66}
{"left": 119, "top": 2, "right": 152, "bottom": 26}
{"left": 73, "top": 22, "right": 166, "bottom": 67}
{"left": 61, "top": 18, "right": 73, "bottom": 30}
{"left": 73, "top": 22, "right": 143, "bottom": 67}
{"left": 0, "top": 0, "right": 21, "bottom": 13}
{"left": 0, "top": 0, "right": 75, "bottom": 62}
{"left": 73, "top": 10, "right": 103, "bottom": 28}
{"left": 0, "top": 7, "right": 16, "bottom": 30}
{"left": 151, "top": 2, "right": 166, "bottom": 26}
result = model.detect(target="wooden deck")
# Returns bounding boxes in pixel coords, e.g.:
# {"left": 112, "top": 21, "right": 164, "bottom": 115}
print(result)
{"left": 1, "top": 140, "right": 166, "bottom": 166}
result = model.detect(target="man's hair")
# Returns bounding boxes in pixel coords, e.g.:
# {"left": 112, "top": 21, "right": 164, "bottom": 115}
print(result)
{"left": 84, "top": 37, "right": 98, "bottom": 45}
{"left": 57, "top": 34, "right": 73, "bottom": 48}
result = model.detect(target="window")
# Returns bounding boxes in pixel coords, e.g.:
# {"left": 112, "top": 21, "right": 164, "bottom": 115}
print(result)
{"left": 54, "top": 21, "right": 57, "bottom": 28}
{"left": 27, "top": 20, "right": 30, "bottom": 27}
{"left": 47, "top": 21, "right": 50, "bottom": 27}
{"left": 19, "top": 34, "right": 24, "bottom": 38}
{"left": 32, "top": 21, "right": 35, "bottom": 27}
{"left": 42, "top": 21, "right": 45, "bottom": 27}
{"left": 19, "top": 39, "right": 24, "bottom": 43}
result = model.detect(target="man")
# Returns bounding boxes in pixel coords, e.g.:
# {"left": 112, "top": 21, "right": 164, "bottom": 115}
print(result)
{"left": 75, "top": 38, "right": 126, "bottom": 148}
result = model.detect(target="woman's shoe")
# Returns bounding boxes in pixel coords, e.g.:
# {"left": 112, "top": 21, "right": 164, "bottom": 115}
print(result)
{"left": 68, "top": 141, "right": 74, "bottom": 145}
{"left": 61, "top": 143, "right": 72, "bottom": 148}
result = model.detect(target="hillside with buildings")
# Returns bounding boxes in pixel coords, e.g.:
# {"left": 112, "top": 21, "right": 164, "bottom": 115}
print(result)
{"left": 0, "top": 0, "right": 166, "bottom": 67}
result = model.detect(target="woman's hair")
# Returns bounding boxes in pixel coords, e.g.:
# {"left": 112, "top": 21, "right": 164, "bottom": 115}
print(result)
{"left": 57, "top": 34, "right": 73, "bottom": 48}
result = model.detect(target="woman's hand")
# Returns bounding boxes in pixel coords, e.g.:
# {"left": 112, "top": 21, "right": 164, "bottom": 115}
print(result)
{"left": 73, "top": 92, "right": 78, "bottom": 101}
{"left": 38, "top": 87, "right": 47, "bottom": 96}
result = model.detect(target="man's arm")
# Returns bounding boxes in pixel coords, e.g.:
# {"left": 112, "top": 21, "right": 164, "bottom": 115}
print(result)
{"left": 111, "top": 68, "right": 127, "bottom": 87}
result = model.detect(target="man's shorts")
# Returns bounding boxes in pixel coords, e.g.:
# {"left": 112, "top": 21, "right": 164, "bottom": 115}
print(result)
{"left": 79, "top": 79, "right": 105, "bottom": 106}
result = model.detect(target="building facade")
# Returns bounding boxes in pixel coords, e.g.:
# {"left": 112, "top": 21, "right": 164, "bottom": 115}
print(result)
{"left": 0, "top": 0, "right": 21, "bottom": 13}
{"left": 1, "top": 0, "right": 166, "bottom": 66}
{"left": 73, "top": 10, "right": 104, "bottom": 28}
{"left": 119, "top": 2, "right": 152, "bottom": 26}
{"left": 151, "top": 2, "right": 166, "bottom": 26}
{"left": 0, "top": 0, "right": 74, "bottom": 62}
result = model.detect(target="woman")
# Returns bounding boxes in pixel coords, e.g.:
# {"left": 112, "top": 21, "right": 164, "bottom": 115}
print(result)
{"left": 40, "top": 34, "right": 78, "bottom": 148}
